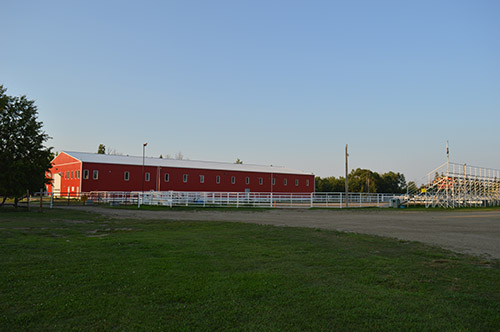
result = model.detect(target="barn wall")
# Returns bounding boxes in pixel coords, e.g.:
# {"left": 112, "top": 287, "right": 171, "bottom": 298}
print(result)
{"left": 47, "top": 153, "right": 82, "bottom": 194}
{"left": 80, "top": 162, "right": 314, "bottom": 193}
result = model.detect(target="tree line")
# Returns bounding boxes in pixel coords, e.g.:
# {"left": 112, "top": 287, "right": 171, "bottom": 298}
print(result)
{"left": 315, "top": 168, "right": 407, "bottom": 193}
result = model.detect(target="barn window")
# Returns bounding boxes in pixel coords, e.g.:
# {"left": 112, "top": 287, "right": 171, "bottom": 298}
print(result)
{"left": 77, "top": 170, "right": 80, "bottom": 179}
{"left": 245, "top": 177, "right": 250, "bottom": 185}
{"left": 231, "top": 176, "right": 236, "bottom": 184}
{"left": 295, "top": 179, "right": 299, "bottom": 186}
{"left": 216, "top": 175, "right": 220, "bottom": 184}
{"left": 83, "top": 170, "right": 89, "bottom": 179}
{"left": 164, "top": 173, "right": 169, "bottom": 182}
{"left": 259, "top": 177, "right": 263, "bottom": 185}
{"left": 272, "top": 178, "right": 276, "bottom": 186}
{"left": 183, "top": 174, "right": 188, "bottom": 183}
{"left": 93, "top": 170, "right": 99, "bottom": 180}
{"left": 71, "top": 171, "right": 74, "bottom": 179}
{"left": 124, "top": 171, "right": 130, "bottom": 181}
{"left": 306, "top": 179, "right": 310, "bottom": 186}
{"left": 284, "top": 178, "right": 288, "bottom": 186}
{"left": 145, "top": 172, "right": 150, "bottom": 182}
{"left": 200, "top": 175, "right": 204, "bottom": 183}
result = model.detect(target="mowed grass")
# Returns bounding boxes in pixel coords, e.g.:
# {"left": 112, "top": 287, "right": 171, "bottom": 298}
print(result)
{"left": 1, "top": 209, "right": 499, "bottom": 331}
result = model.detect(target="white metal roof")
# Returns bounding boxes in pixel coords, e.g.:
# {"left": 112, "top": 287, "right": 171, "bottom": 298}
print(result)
{"left": 62, "top": 151, "right": 313, "bottom": 176}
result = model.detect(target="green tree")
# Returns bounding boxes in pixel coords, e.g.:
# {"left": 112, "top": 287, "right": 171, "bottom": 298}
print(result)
{"left": 348, "top": 168, "right": 381, "bottom": 193}
{"left": 0, "top": 85, "right": 52, "bottom": 207}
{"left": 315, "top": 169, "right": 407, "bottom": 194}
{"left": 97, "top": 144, "right": 106, "bottom": 154}
{"left": 235, "top": 158, "right": 243, "bottom": 164}
{"left": 379, "top": 171, "right": 406, "bottom": 193}
{"left": 314, "top": 176, "right": 345, "bottom": 192}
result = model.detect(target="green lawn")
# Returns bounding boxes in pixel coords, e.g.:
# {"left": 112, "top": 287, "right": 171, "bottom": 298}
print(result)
{"left": 1, "top": 209, "right": 499, "bottom": 331}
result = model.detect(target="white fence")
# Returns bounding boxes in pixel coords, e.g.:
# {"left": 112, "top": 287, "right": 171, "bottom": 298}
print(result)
{"left": 82, "top": 191, "right": 395, "bottom": 209}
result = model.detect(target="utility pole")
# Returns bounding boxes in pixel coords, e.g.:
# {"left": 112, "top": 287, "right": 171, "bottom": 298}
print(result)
{"left": 446, "top": 140, "right": 449, "bottom": 207}
{"left": 142, "top": 142, "right": 148, "bottom": 196}
{"left": 345, "top": 144, "right": 349, "bottom": 208}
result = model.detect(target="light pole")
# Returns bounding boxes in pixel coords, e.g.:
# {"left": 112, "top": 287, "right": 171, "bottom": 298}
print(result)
{"left": 142, "top": 142, "right": 148, "bottom": 195}
{"left": 345, "top": 144, "right": 349, "bottom": 208}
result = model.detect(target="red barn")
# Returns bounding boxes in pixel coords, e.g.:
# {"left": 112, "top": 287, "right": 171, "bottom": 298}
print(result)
{"left": 47, "top": 151, "right": 315, "bottom": 195}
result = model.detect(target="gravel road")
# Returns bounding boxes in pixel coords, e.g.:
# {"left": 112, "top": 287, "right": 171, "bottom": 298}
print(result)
{"left": 66, "top": 206, "right": 500, "bottom": 259}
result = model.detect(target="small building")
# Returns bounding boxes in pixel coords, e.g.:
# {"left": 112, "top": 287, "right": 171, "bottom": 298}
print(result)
{"left": 47, "top": 151, "right": 315, "bottom": 195}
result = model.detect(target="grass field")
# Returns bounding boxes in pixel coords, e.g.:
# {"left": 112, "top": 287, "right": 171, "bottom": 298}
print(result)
{"left": 1, "top": 208, "right": 499, "bottom": 331}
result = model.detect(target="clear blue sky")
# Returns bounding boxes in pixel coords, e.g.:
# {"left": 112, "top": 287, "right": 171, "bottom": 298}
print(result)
{"left": 2, "top": 0, "right": 499, "bottom": 183}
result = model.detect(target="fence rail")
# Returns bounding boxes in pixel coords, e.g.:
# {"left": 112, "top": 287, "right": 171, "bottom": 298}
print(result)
{"left": 28, "top": 190, "right": 395, "bottom": 209}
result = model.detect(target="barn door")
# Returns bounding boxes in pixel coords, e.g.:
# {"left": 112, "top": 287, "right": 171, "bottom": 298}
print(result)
{"left": 53, "top": 173, "right": 61, "bottom": 196}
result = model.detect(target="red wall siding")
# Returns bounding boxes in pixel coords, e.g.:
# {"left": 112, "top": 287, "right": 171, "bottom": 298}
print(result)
{"left": 80, "top": 162, "right": 314, "bottom": 193}
{"left": 47, "top": 153, "right": 82, "bottom": 195}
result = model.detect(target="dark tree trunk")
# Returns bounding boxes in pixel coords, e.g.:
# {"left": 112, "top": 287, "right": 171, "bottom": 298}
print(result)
{"left": 0, "top": 196, "right": 7, "bottom": 208}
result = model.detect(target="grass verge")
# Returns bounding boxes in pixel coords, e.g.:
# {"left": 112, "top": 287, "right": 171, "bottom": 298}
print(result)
{"left": 1, "top": 208, "right": 499, "bottom": 331}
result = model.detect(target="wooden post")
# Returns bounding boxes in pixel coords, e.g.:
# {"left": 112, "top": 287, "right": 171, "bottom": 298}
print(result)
{"left": 40, "top": 189, "right": 43, "bottom": 212}
{"left": 27, "top": 189, "right": 30, "bottom": 211}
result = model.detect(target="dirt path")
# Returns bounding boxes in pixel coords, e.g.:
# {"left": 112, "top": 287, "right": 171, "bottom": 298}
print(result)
{"left": 65, "top": 206, "right": 500, "bottom": 259}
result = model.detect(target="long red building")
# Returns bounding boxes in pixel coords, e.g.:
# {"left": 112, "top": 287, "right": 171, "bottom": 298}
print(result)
{"left": 48, "top": 151, "right": 315, "bottom": 195}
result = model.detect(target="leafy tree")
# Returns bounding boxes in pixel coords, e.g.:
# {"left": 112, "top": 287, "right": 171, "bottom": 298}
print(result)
{"left": 314, "top": 176, "right": 345, "bottom": 192}
{"left": 379, "top": 171, "right": 406, "bottom": 193}
{"left": 0, "top": 85, "right": 52, "bottom": 207}
{"left": 235, "top": 158, "right": 243, "bottom": 164}
{"left": 97, "top": 144, "right": 106, "bottom": 154}
{"left": 315, "top": 169, "right": 407, "bottom": 193}
{"left": 348, "top": 168, "right": 381, "bottom": 193}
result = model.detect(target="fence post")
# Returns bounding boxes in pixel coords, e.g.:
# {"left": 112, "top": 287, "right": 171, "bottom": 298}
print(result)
{"left": 67, "top": 190, "right": 70, "bottom": 206}
{"left": 27, "top": 189, "right": 30, "bottom": 211}
{"left": 359, "top": 193, "right": 362, "bottom": 207}
{"left": 377, "top": 194, "right": 380, "bottom": 207}
{"left": 270, "top": 193, "right": 273, "bottom": 208}
{"left": 310, "top": 192, "right": 313, "bottom": 208}
{"left": 237, "top": 193, "right": 239, "bottom": 208}
{"left": 40, "top": 188, "right": 43, "bottom": 212}
{"left": 50, "top": 192, "right": 53, "bottom": 209}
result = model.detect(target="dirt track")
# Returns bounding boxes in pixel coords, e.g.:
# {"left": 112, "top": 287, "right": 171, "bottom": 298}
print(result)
{"left": 68, "top": 206, "right": 500, "bottom": 259}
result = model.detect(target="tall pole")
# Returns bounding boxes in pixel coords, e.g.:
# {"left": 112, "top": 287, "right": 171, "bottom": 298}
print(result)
{"left": 446, "top": 140, "right": 449, "bottom": 207}
{"left": 142, "top": 142, "right": 148, "bottom": 195}
{"left": 345, "top": 144, "right": 349, "bottom": 208}
{"left": 157, "top": 166, "right": 161, "bottom": 192}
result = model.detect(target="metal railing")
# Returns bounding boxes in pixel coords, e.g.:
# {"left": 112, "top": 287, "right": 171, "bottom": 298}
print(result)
{"left": 96, "top": 191, "right": 394, "bottom": 208}
{"left": 399, "top": 161, "right": 500, "bottom": 208}
{"left": 18, "top": 190, "right": 395, "bottom": 209}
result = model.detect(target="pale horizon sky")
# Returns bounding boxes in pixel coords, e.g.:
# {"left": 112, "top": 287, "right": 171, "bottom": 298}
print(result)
{"left": 2, "top": 0, "right": 499, "bottom": 184}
